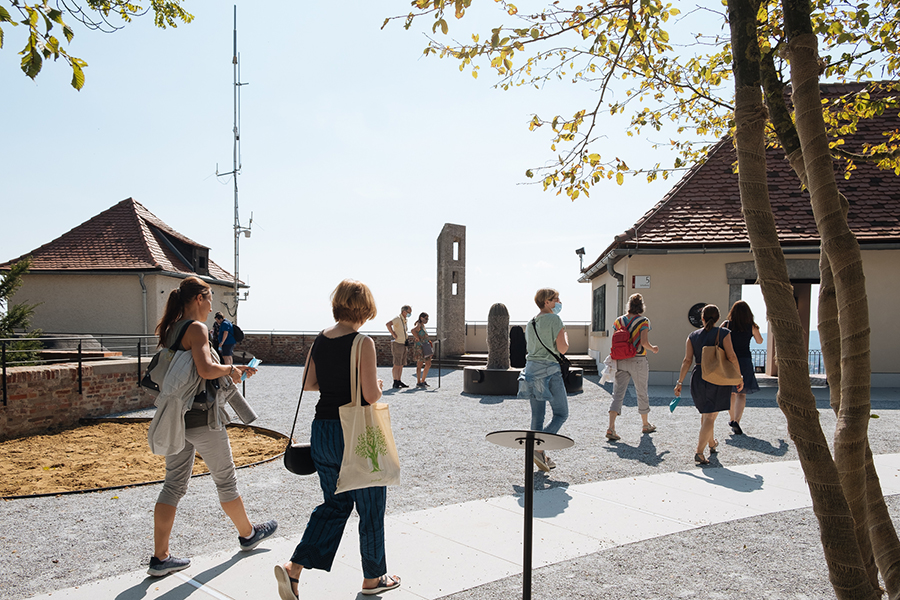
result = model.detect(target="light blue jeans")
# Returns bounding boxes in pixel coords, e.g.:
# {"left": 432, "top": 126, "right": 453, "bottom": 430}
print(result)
{"left": 518, "top": 360, "right": 568, "bottom": 434}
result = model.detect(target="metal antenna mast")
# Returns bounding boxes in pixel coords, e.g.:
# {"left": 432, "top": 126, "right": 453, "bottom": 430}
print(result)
{"left": 217, "top": 5, "right": 251, "bottom": 320}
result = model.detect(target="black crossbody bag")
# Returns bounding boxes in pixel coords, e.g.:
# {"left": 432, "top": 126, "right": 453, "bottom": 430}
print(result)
{"left": 531, "top": 318, "right": 571, "bottom": 379}
{"left": 284, "top": 335, "right": 322, "bottom": 476}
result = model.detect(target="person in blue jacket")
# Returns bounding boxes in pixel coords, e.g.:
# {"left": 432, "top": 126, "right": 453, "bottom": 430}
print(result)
{"left": 215, "top": 312, "right": 236, "bottom": 365}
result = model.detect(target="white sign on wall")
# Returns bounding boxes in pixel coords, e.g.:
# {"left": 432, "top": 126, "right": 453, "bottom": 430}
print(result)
{"left": 633, "top": 275, "right": 650, "bottom": 289}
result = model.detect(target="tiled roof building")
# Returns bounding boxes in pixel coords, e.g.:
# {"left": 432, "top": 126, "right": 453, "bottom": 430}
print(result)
{"left": 2, "top": 198, "right": 240, "bottom": 335}
{"left": 2, "top": 198, "right": 235, "bottom": 282}
{"left": 578, "top": 81, "right": 900, "bottom": 386}
{"left": 582, "top": 82, "right": 900, "bottom": 280}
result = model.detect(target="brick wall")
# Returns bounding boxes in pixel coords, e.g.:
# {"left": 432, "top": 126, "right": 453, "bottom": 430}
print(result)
{"left": 239, "top": 333, "right": 407, "bottom": 367}
{"left": 1, "top": 359, "right": 152, "bottom": 441}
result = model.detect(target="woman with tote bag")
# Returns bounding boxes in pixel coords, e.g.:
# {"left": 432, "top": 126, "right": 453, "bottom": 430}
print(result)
{"left": 275, "top": 279, "right": 401, "bottom": 599}
{"left": 673, "top": 304, "right": 743, "bottom": 465}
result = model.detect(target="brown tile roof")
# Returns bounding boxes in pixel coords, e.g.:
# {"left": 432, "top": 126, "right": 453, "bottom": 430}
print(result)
{"left": 583, "top": 82, "right": 900, "bottom": 277}
{"left": 1, "top": 198, "right": 235, "bottom": 282}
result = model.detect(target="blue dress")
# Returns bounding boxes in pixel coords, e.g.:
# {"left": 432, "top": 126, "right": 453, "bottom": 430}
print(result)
{"left": 688, "top": 327, "right": 734, "bottom": 414}
{"left": 722, "top": 321, "right": 760, "bottom": 395}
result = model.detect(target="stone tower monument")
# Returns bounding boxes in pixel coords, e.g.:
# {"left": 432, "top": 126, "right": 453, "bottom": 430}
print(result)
{"left": 436, "top": 223, "right": 466, "bottom": 356}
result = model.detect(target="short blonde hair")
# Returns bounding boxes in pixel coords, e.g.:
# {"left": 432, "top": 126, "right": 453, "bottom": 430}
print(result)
{"left": 534, "top": 288, "right": 559, "bottom": 309}
{"left": 331, "top": 279, "right": 377, "bottom": 323}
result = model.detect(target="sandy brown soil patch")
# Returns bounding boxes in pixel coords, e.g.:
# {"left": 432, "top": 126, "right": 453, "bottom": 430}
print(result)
{"left": 0, "top": 421, "right": 286, "bottom": 497}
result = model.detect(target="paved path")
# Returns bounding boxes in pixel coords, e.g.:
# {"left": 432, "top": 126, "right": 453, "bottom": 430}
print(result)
{"left": 29, "top": 454, "right": 900, "bottom": 599}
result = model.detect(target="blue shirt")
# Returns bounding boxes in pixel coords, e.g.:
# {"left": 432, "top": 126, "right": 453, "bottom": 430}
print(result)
{"left": 219, "top": 319, "right": 235, "bottom": 346}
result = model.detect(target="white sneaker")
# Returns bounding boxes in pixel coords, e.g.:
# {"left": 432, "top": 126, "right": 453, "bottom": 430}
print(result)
{"left": 533, "top": 450, "right": 551, "bottom": 472}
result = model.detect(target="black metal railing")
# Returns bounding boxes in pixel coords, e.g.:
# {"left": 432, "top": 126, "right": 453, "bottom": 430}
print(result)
{"left": 808, "top": 349, "right": 824, "bottom": 375}
{"left": 750, "top": 348, "right": 824, "bottom": 376}
{"left": 1, "top": 334, "right": 158, "bottom": 405}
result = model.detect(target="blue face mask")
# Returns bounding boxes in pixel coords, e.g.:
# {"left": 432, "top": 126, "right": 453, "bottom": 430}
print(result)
{"left": 552, "top": 302, "right": 562, "bottom": 315}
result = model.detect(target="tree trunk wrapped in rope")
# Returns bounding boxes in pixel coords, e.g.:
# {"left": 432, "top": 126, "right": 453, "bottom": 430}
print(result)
{"left": 728, "top": 1, "right": 880, "bottom": 597}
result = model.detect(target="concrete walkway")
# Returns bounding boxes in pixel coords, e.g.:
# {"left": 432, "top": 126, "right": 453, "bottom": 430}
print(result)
{"left": 29, "top": 454, "right": 900, "bottom": 599}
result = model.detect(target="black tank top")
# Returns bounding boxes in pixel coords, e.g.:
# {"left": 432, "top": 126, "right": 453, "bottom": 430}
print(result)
{"left": 312, "top": 332, "right": 370, "bottom": 420}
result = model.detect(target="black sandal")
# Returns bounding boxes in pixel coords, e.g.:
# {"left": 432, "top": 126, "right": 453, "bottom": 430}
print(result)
{"left": 694, "top": 453, "right": 709, "bottom": 465}
{"left": 362, "top": 574, "right": 401, "bottom": 595}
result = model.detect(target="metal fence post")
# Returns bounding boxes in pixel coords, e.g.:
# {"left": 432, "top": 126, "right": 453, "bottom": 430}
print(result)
{"left": 78, "top": 341, "right": 83, "bottom": 394}
{"left": 2, "top": 341, "right": 6, "bottom": 407}
{"left": 137, "top": 338, "right": 142, "bottom": 387}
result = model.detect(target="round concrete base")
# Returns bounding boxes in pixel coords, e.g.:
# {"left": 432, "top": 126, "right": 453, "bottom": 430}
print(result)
{"left": 463, "top": 366, "right": 583, "bottom": 395}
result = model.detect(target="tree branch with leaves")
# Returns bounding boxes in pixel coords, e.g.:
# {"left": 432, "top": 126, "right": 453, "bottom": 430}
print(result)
{"left": 1, "top": 0, "right": 192, "bottom": 90}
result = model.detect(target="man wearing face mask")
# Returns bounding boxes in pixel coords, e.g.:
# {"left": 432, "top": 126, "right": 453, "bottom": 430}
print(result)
{"left": 386, "top": 305, "right": 412, "bottom": 389}
{"left": 519, "top": 288, "right": 569, "bottom": 472}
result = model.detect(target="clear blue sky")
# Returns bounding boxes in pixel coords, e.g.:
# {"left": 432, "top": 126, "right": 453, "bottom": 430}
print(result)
{"left": 3, "top": 1, "right": 785, "bottom": 332}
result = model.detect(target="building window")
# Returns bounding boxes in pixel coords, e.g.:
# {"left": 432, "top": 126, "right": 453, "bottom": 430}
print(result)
{"left": 592, "top": 285, "right": 606, "bottom": 333}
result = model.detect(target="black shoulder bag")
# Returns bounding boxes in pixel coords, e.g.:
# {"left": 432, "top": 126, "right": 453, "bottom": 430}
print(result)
{"left": 284, "top": 334, "right": 322, "bottom": 476}
{"left": 531, "top": 318, "right": 571, "bottom": 380}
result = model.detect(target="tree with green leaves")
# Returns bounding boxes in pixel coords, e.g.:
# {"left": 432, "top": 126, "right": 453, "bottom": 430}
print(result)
{"left": 388, "top": 1, "right": 900, "bottom": 597}
{"left": 355, "top": 425, "right": 388, "bottom": 473}
{"left": 0, "top": 258, "right": 42, "bottom": 365}
{"left": 1, "top": 0, "right": 192, "bottom": 90}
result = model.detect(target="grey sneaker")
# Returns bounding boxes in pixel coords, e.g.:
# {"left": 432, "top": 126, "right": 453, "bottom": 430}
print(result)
{"left": 239, "top": 519, "right": 278, "bottom": 551}
{"left": 147, "top": 555, "right": 190, "bottom": 577}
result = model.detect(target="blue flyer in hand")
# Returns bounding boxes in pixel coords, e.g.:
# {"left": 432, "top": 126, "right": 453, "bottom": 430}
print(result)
{"left": 242, "top": 358, "right": 261, "bottom": 382}
{"left": 669, "top": 396, "right": 680, "bottom": 412}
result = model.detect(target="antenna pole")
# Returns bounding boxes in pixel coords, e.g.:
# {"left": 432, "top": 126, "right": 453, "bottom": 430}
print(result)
{"left": 226, "top": 5, "right": 251, "bottom": 321}
{"left": 232, "top": 5, "right": 240, "bottom": 320}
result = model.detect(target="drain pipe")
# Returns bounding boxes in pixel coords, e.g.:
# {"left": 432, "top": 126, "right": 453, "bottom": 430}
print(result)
{"left": 605, "top": 255, "right": 625, "bottom": 317}
{"left": 138, "top": 274, "right": 148, "bottom": 335}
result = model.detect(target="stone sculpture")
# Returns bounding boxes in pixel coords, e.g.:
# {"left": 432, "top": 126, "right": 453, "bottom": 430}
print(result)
{"left": 486, "top": 303, "right": 510, "bottom": 370}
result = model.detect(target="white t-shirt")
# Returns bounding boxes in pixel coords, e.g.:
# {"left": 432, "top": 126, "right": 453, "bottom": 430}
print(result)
{"left": 391, "top": 315, "right": 408, "bottom": 345}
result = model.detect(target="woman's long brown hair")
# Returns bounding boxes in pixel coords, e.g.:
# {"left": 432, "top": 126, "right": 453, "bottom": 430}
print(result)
{"left": 726, "top": 300, "right": 758, "bottom": 332}
{"left": 155, "top": 276, "right": 210, "bottom": 347}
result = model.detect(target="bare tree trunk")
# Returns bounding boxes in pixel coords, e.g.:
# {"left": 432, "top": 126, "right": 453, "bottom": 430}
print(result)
{"left": 728, "top": 1, "right": 878, "bottom": 597}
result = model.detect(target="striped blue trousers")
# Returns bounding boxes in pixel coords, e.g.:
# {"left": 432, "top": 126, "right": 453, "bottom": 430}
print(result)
{"left": 290, "top": 419, "right": 387, "bottom": 579}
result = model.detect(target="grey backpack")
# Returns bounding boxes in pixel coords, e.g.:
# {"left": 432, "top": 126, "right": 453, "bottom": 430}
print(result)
{"left": 140, "top": 321, "right": 192, "bottom": 396}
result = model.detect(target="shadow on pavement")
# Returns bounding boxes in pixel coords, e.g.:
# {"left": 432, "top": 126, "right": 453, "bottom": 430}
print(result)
{"left": 115, "top": 549, "right": 268, "bottom": 600}
{"left": 725, "top": 434, "right": 790, "bottom": 457}
{"left": 679, "top": 465, "right": 765, "bottom": 492}
{"left": 603, "top": 434, "right": 671, "bottom": 466}
{"left": 512, "top": 478, "right": 573, "bottom": 518}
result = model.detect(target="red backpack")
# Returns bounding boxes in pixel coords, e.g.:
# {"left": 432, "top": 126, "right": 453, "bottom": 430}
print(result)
{"left": 610, "top": 317, "right": 646, "bottom": 360}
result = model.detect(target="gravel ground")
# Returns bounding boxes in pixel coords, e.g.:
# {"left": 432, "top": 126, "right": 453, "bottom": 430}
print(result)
{"left": 2, "top": 366, "right": 899, "bottom": 600}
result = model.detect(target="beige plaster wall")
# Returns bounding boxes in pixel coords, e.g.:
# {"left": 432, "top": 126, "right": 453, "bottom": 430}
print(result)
{"left": 13, "top": 273, "right": 233, "bottom": 335}
{"left": 589, "top": 253, "right": 749, "bottom": 375}
{"left": 861, "top": 249, "right": 900, "bottom": 376}
{"left": 464, "top": 322, "right": 590, "bottom": 354}
{"left": 14, "top": 274, "right": 145, "bottom": 334}
{"left": 588, "top": 249, "right": 900, "bottom": 385}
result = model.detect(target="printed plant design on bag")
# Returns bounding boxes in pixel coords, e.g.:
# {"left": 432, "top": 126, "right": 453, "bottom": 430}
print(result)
{"left": 355, "top": 426, "right": 388, "bottom": 472}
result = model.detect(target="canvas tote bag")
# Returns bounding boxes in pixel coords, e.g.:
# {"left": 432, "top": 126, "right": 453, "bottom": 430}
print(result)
{"left": 700, "top": 327, "right": 743, "bottom": 386}
{"left": 334, "top": 334, "right": 401, "bottom": 494}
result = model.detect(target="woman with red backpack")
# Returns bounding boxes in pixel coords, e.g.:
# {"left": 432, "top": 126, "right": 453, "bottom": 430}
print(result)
{"left": 606, "top": 293, "right": 659, "bottom": 441}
